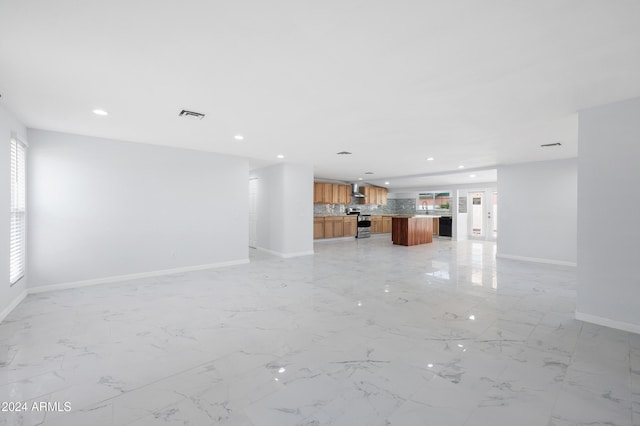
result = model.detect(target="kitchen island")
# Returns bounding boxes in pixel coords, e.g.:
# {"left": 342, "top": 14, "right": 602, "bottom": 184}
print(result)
{"left": 391, "top": 216, "right": 440, "bottom": 246}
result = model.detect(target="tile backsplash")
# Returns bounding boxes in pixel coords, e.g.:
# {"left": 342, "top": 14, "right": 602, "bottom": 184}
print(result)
{"left": 314, "top": 198, "right": 417, "bottom": 216}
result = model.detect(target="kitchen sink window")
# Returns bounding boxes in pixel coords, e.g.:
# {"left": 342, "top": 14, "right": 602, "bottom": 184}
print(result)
{"left": 417, "top": 192, "right": 451, "bottom": 212}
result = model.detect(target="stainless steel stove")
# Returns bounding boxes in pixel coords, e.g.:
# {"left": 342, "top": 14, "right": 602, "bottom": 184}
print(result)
{"left": 346, "top": 208, "right": 371, "bottom": 238}
{"left": 356, "top": 214, "right": 371, "bottom": 238}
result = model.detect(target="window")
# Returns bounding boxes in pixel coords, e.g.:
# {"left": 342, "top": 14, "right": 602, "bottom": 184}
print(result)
{"left": 10, "top": 138, "right": 26, "bottom": 285}
{"left": 417, "top": 192, "right": 451, "bottom": 211}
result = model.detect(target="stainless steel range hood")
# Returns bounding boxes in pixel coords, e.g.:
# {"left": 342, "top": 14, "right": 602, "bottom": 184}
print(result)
{"left": 351, "top": 183, "right": 365, "bottom": 198}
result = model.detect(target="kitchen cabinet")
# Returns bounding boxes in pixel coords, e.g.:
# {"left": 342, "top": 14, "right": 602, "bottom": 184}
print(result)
{"left": 331, "top": 184, "right": 340, "bottom": 204}
{"left": 432, "top": 217, "right": 439, "bottom": 236}
{"left": 344, "top": 216, "right": 357, "bottom": 237}
{"left": 359, "top": 186, "right": 388, "bottom": 205}
{"left": 370, "top": 216, "right": 392, "bottom": 234}
{"left": 338, "top": 184, "right": 349, "bottom": 204}
{"left": 360, "top": 187, "right": 373, "bottom": 204}
{"left": 382, "top": 216, "right": 392, "bottom": 233}
{"left": 314, "top": 217, "right": 325, "bottom": 239}
{"left": 314, "top": 183, "right": 324, "bottom": 204}
{"left": 314, "top": 216, "right": 358, "bottom": 239}
{"left": 323, "top": 184, "right": 333, "bottom": 204}
{"left": 324, "top": 217, "right": 344, "bottom": 238}
{"left": 331, "top": 184, "right": 350, "bottom": 204}
{"left": 392, "top": 217, "right": 433, "bottom": 246}
{"left": 371, "top": 216, "right": 383, "bottom": 234}
{"left": 379, "top": 188, "right": 387, "bottom": 205}
{"left": 314, "top": 182, "right": 351, "bottom": 204}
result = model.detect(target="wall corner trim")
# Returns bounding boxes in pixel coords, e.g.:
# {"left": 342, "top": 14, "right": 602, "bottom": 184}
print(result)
{"left": 255, "top": 247, "right": 314, "bottom": 258}
{"left": 496, "top": 253, "right": 577, "bottom": 267}
{"left": 27, "top": 259, "right": 250, "bottom": 294}
{"left": 0, "top": 290, "right": 28, "bottom": 323}
{"left": 575, "top": 311, "right": 640, "bottom": 335}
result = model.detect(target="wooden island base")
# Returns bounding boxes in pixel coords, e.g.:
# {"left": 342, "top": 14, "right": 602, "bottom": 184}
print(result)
{"left": 392, "top": 217, "right": 433, "bottom": 246}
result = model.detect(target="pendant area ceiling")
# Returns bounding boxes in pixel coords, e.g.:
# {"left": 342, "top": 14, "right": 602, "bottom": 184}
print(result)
{"left": 1, "top": 1, "right": 639, "bottom": 189}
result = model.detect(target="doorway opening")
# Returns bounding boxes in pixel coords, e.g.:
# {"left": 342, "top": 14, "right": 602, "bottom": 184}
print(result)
{"left": 468, "top": 189, "right": 497, "bottom": 241}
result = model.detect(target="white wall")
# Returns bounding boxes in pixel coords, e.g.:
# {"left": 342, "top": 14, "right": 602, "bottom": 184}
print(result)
{"left": 251, "top": 163, "right": 313, "bottom": 257}
{"left": 0, "top": 105, "right": 28, "bottom": 320}
{"left": 576, "top": 97, "right": 640, "bottom": 332}
{"left": 497, "top": 159, "right": 577, "bottom": 265}
{"left": 27, "top": 130, "right": 249, "bottom": 289}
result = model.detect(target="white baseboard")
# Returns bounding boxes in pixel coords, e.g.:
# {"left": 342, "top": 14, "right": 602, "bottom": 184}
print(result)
{"left": 255, "top": 247, "right": 314, "bottom": 258}
{"left": 496, "top": 253, "right": 577, "bottom": 267}
{"left": 575, "top": 311, "right": 640, "bottom": 335}
{"left": 0, "top": 290, "right": 27, "bottom": 323}
{"left": 28, "top": 259, "right": 250, "bottom": 294}
{"left": 314, "top": 236, "right": 355, "bottom": 243}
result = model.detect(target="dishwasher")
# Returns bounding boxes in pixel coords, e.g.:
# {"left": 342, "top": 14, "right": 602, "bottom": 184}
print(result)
{"left": 439, "top": 216, "right": 452, "bottom": 237}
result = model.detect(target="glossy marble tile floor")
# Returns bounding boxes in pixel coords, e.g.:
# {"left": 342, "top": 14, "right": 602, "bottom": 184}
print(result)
{"left": 1, "top": 237, "right": 639, "bottom": 426}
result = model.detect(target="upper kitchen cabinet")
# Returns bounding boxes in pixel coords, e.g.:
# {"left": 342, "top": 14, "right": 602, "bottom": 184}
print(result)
{"left": 379, "top": 188, "right": 387, "bottom": 205}
{"left": 314, "top": 182, "right": 351, "bottom": 204}
{"left": 360, "top": 186, "right": 388, "bottom": 205}
{"left": 314, "top": 182, "right": 324, "bottom": 204}
{"left": 336, "top": 184, "right": 349, "bottom": 204}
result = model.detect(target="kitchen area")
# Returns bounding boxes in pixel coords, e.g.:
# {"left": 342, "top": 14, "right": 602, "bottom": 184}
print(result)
{"left": 313, "top": 181, "right": 453, "bottom": 244}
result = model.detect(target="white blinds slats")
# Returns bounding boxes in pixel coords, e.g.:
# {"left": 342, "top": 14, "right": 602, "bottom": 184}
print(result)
{"left": 10, "top": 138, "right": 26, "bottom": 285}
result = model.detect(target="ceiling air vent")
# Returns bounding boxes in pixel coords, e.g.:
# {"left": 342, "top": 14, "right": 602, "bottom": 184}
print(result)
{"left": 178, "top": 109, "right": 205, "bottom": 120}
{"left": 337, "top": 151, "right": 352, "bottom": 155}
{"left": 540, "top": 142, "right": 561, "bottom": 147}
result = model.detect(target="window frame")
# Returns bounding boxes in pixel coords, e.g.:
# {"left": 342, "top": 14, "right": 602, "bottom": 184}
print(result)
{"left": 10, "top": 137, "right": 27, "bottom": 285}
{"left": 417, "top": 191, "right": 452, "bottom": 212}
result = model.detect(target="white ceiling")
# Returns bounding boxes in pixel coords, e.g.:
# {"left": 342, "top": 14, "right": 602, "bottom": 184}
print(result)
{"left": 1, "top": 1, "right": 639, "bottom": 190}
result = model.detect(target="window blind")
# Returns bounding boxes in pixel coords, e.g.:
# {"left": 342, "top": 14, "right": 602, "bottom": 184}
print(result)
{"left": 10, "top": 138, "right": 26, "bottom": 285}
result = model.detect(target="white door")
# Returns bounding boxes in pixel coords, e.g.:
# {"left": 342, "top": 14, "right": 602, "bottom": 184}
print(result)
{"left": 248, "top": 178, "right": 258, "bottom": 248}
{"left": 468, "top": 189, "right": 497, "bottom": 241}
{"left": 489, "top": 190, "right": 498, "bottom": 241}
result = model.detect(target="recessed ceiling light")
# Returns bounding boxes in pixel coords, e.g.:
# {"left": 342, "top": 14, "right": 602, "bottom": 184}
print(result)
{"left": 426, "top": 157, "right": 434, "bottom": 161}
{"left": 458, "top": 165, "right": 465, "bottom": 169}
{"left": 276, "top": 154, "right": 284, "bottom": 159}
{"left": 234, "top": 134, "right": 244, "bottom": 140}
{"left": 384, "top": 181, "right": 390, "bottom": 185}
{"left": 358, "top": 177, "right": 363, "bottom": 180}
{"left": 93, "top": 109, "right": 108, "bottom": 116}
{"left": 469, "top": 174, "right": 476, "bottom": 178}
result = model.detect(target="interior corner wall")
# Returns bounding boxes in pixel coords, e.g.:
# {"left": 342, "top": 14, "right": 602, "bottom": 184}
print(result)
{"left": 497, "top": 158, "right": 577, "bottom": 265}
{"left": 251, "top": 163, "right": 313, "bottom": 257}
{"left": 27, "top": 129, "right": 249, "bottom": 290}
{"left": 577, "top": 97, "right": 640, "bottom": 332}
{"left": 0, "top": 105, "right": 28, "bottom": 320}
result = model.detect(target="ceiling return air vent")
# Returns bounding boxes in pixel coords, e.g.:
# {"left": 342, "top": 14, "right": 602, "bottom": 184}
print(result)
{"left": 178, "top": 109, "right": 205, "bottom": 120}
{"left": 540, "top": 142, "right": 562, "bottom": 147}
